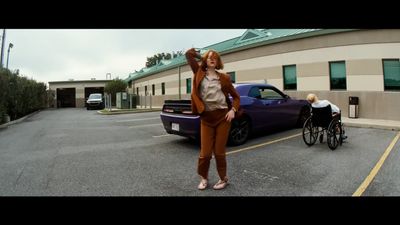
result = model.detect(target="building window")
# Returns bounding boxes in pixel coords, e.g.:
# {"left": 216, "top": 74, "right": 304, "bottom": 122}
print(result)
{"left": 136, "top": 87, "right": 139, "bottom": 95}
{"left": 329, "top": 61, "right": 347, "bottom": 90}
{"left": 383, "top": 59, "right": 400, "bottom": 91}
{"left": 186, "top": 78, "right": 191, "bottom": 94}
{"left": 283, "top": 65, "right": 297, "bottom": 90}
{"left": 145, "top": 86, "right": 148, "bottom": 95}
{"left": 152, "top": 84, "right": 155, "bottom": 95}
{"left": 227, "top": 72, "right": 236, "bottom": 83}
{"left": 161, "top": 82, "right": 165, "bottom": 95}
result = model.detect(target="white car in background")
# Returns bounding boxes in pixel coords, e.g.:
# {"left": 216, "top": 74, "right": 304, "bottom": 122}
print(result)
{"left": 86, "top": 93, "right": 104, "bottom": 110}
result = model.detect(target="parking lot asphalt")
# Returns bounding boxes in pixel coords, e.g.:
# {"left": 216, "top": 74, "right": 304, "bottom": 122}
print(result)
{"left": 0, "top": 108, "right": 399, "bottom": 196}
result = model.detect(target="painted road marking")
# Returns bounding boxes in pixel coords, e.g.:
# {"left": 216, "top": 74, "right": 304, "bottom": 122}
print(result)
{"left": 128, "top": 123, "right": 163, "bottom": 129}
{"left": 352, "top": 131, "right": 400, "bottom": 197}
{"left": 117, "top": 117, "right": 160, "bottom": 122}
{"left": 226, "top": 132, "right": 302, "bottom": 155}
{"left": 153, "top": 134, "right": 171, "bottom": 138}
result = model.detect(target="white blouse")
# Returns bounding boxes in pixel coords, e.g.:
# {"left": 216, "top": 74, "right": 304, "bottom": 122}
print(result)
{"left": 200, "top": 75, "right": 228, "bottom": 111}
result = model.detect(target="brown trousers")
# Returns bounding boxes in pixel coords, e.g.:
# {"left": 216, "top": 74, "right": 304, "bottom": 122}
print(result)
{"left": 198, "top": 109, "right": 231, "bottom": 180}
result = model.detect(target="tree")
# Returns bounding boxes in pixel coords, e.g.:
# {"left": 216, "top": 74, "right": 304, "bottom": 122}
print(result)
{"left": 104, "top": 78, "right": 127, "bottom": 106}
{"left": 0, "top": 68, "right": 9, "bottom": 123}
{"left": 145, "top": 51, "right": 184, "bottom": 68}
{"left": 0, "top": 68, "right": 48, "bottom": 122}
{"left": 105, "top": 78, "right": 127, "bottom": 95}
{"left": 173, "top": 50, "right": 184, "bottom": 58}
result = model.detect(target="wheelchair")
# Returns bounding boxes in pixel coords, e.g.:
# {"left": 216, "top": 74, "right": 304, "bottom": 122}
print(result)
{"left": 302, "top": 105, "right": 345, "bottom": 150}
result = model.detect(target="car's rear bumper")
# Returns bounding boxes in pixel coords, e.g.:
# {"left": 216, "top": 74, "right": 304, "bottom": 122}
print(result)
{"left": 160, "top": 112, "right": 200, "bottom": 139}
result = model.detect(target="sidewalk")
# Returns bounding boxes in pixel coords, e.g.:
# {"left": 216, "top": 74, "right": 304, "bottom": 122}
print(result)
{"left": 342, "top": 117, "right": 400, "bottom": 131}
{"left": 0, "top": 110, "right": 41, "bottom": 129}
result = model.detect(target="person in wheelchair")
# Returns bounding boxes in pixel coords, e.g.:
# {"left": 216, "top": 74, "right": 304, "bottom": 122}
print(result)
{"left": 306, "top": 93, "right": 347, "bottom": 140}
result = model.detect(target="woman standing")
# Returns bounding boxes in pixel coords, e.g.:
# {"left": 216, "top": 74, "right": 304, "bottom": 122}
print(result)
{"left": 185, "top": 48, "right": 240, "bottom": 190}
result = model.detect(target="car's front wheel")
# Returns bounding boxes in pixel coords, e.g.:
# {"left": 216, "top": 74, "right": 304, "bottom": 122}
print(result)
{"left": 228, "top": 117, "right": 250, "bottom": 146}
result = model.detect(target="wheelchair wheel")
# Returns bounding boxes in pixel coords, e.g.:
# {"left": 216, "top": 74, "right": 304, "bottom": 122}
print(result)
{"left": 327, "top": 120, "right": 342, "bottom": 150}
{"left": 302, "top": 117, "right": 318, "bottom": 146}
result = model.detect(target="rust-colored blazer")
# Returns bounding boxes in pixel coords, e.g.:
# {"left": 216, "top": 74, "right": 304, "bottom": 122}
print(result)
{"left": 185, "top": 48, "right": 240, "bottom": 115}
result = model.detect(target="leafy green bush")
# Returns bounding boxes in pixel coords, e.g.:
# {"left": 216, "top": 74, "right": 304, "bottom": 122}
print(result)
{"left": 104, "top": 78, "right": 127, "bottom": 106}
{"left": 0, "top": 68, "right": 47, "bottom": 123}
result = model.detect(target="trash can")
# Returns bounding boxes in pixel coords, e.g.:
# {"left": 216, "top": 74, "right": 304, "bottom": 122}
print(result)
{"left": 349, "top": 96, "right": 359, "bottom": 118}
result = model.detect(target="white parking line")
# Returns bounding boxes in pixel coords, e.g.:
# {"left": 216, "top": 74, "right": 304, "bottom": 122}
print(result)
{"left": 116, "top": 117, "right": 160, "bottom": 122}
{"left": 128, "top": 123, "right": 163, "bottom": 129}
{"left": 152, "top": 134, "right": 171, "bottom": 138}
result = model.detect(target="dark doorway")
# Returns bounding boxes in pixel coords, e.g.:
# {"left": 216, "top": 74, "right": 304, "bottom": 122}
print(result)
{"left": 57, "top": 88, "right": 76, "bottom": 108}
{"left": 85, "top": 87, "right": 104, "bottom": 99}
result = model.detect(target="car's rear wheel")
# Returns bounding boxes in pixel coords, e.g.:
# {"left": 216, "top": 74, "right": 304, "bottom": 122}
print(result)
{"left": 297, "top": 106, "right": 311, "bottom": 128}
{"left": 228, "top": 117, "right": 250, "bottom": 146}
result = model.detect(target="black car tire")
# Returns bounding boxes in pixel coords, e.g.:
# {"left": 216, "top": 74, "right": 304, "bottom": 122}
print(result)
{"left": 228, "top": 117, "right": 250, "bottom": 146}
{"left": 297, "top": 106, "right": 311, "bottom": 128}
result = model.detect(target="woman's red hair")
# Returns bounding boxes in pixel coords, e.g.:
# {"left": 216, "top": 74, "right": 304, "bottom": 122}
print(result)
{"left": 200, "top": 49, "right": 224, "bottom": 71}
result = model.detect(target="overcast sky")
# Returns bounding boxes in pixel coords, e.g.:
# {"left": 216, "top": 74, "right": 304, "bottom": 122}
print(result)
{"left": 3, "top": 29, "right": 247, "bottom": 85}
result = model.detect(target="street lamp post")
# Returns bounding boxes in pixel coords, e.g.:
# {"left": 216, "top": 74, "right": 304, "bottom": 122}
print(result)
{"left": 6, "top": 43, "right": 13, "bottom": 69}
{"left": 0, "top": 29, "right": 6, "bottom": 68}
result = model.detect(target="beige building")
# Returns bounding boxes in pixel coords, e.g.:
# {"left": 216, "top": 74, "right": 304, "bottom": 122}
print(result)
{"left": 48, "top": 80, "right": 109, "bottom": 108}
{"left": 126, "top": 29, "right": 400, "bottom": 121}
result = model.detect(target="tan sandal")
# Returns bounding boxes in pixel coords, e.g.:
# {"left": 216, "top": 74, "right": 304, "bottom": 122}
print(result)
{"left": 198, "top": 179, "right": 208, "bottom": 190}
{"left": 213, "top": 179, "right": 228, "bottom": 190}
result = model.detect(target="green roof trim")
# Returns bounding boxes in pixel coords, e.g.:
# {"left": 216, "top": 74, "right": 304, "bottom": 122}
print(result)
{"left": 125, "top": 29, "right": 357, "bottom": 83}
{"left": 235, "top": 29, "right": 267, "bottom": 44}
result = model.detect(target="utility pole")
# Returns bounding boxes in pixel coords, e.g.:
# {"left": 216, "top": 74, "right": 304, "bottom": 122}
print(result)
{"left": 0, "top": 29, "right": 5, "bottom": 68}
{"left": 178, "top": 66, "right": 181, "bottom": 100}
{"left": 6, "top": 43, "right": 13, "bottom": 69}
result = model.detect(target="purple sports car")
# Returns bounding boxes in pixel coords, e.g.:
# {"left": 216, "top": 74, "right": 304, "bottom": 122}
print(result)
{"left": 160, "top": 83, "right": 310, "bottom": 146}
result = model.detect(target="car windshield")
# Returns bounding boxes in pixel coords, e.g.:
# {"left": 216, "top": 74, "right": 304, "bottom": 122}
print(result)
{"left": 88, "top": 94, "right": 102, "bottom": 100}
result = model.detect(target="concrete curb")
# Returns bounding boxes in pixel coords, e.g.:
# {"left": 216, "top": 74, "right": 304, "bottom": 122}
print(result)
{"left": 0, "top": 110, "right": 41, "bottom": 129}
{"left": 97, "top": 108, "right": 162, "bottom": 115}
{"left": 342, "top": 117, "right": 400, "bottom": 131}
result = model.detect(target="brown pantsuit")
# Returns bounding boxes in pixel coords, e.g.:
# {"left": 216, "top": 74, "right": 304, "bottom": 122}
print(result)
{"left": 185, "top": 48, "right": 241, "bottom": 184}
{"left": 198, "top": 109, "right": 231, "bottom": 180}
